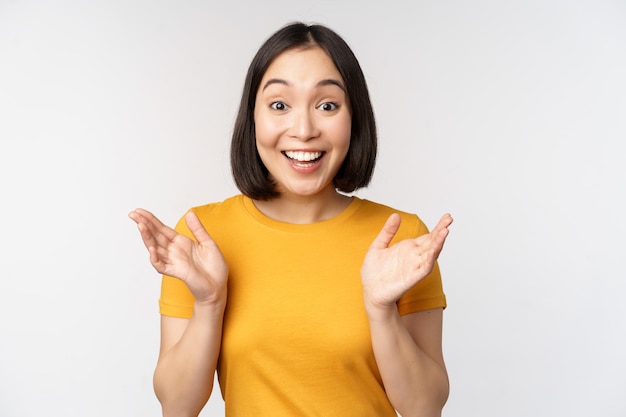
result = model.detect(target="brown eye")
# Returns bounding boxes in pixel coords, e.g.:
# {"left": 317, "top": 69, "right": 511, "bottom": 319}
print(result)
{"left": 270, "top": 101, "right": 288, "bottom": 111}
{"left": 318, "top": 102, "right": 338, "bottom": 111}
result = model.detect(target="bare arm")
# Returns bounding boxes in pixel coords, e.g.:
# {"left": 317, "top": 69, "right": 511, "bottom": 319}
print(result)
{"left": 367, "top": 307, "right": 448, "bottom": 417}
{"left": 361, "top": 214, "right": 452, "bottom": 416}
{"left": 129, "top": 209, "right": 228, "bottom": 417}
{"left": 154, "top": 305, "right": 225, "bottom": 417}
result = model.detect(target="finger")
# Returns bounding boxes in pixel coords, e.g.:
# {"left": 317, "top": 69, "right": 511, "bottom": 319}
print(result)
{"left": 370, "top": 213, "right": 402, "bottom": 249}
{"left": 433, "top": 214, "right": 453, "bottom": 245}
{"left": 131, "top": 208, "right": 179, "bottom": 246}
{"left": 129, "top": 210, "right": 164, "bottom": 251}
{"left": 418, "top": 215, "right": 453, "bottom": 260}
{"left": 128, "top": 210, "right": 141, "bottom": 223}
{"left": 134, "top": 220, "right": 159, "bottom": 251}
{"left": 132, "top": 209, "right": 174, "bottom": 236}
{"left": 421, "top": 214, "right": 453, "bottom": 245}
{"left": 184, "top": 211, "right": 215, "bottom": 245}
{"left": 147, "top": 246, "right": 167, "bottom": 274}
{"left": 432, "top": 213, "right": 453, "bottom": 234}
{"left": 129, "top": 210, "right": 182, "bottom": 275}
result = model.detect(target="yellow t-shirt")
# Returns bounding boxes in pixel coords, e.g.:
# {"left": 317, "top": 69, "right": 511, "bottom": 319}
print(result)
{"left": 159, "top": 195, "right": 446, "bottom": 416}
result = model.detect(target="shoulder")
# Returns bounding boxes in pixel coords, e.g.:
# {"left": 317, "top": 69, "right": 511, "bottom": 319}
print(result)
{"left": 189, "top": 194, "right": 245, "bottom": 219}
{"left": 355, "top": 198, "right": 414, "bottom": 218}
{"left": 173, "top": 194, "right": 246, "bottom": 235}
{"left": 354, "top": 198, "right": 430, "bottom": 240}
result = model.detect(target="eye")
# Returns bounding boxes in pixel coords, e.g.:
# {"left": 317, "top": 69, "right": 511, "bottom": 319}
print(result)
{"left": 270, "top": 101, "right": 289, "bottom": 111}
{"left": 318, "top": 102, "right": 338, "bottom": 111}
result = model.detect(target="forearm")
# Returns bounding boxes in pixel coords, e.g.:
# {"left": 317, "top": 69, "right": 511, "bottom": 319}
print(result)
{"left": 367, "top": 306, "right": 449, "bottom": 417}
{"left": 154, "top": 301, "right": 225, "bottom": 417}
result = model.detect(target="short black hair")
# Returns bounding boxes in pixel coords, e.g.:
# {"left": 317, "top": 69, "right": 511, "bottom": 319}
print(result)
{"left": 230, "top": 22, "right": 377, "bottom": 200}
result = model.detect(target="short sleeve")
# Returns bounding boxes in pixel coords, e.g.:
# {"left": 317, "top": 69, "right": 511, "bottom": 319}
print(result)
{"left": 157, "top": 211, "right": 196, "bottom": 319}
{"left": 396, "top": 215, "right": 447, "bottom": 315}
{"left": 397, "top": 261, "right": 446, "bottom": 315}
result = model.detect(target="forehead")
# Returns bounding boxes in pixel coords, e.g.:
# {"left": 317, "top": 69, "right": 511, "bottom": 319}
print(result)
{"left": 261, "top": 46, "right": 343, "bottom": 84}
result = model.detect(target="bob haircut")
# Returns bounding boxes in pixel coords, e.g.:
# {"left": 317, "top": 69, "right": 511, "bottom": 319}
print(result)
{"left": 231, "top": 22, "right": 377, "bottom": 200}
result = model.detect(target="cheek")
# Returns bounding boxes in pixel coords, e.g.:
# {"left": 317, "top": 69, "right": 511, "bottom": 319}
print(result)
{"left": 253, "top": 121, "right": 277, "bottom": 166}
{"left": 254, "top": 113, "right": 282, "bottom": 146}
{"left": 254, "top": 119, "right": 270, "bottom": 148}
{"left": 254, "top": 127, "right": 276, "bottom": 153}
{"left": 333, "top": 115, "right": 352, "bottom": 148}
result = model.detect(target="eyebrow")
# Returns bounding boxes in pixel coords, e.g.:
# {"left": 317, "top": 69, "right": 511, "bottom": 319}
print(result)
{"left": 261, "top": 78, "right": 346, "bottom": 92}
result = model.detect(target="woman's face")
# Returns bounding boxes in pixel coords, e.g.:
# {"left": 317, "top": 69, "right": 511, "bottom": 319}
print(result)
{"left": 254, "top": 46, "right": 352, "bottom": 199}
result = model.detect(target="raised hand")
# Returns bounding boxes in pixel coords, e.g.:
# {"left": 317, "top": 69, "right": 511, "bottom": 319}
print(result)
{"left": 128, "top": 209, "right": 228, "bottom": 306}
{"left": 361, "top": 213, "right": 453, "bottom": 312}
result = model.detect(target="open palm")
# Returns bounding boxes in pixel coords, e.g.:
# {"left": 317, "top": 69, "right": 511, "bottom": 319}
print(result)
{"left": 129, "top": 208, "right": 228, "bottom": 305}
{"left": 361, "top": 213, "right": 453, "bottom": 310}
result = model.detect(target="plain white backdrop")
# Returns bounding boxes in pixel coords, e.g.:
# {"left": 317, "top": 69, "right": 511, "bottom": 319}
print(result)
{"left": 1, "top": 0, "right": 625, "bottom": 416}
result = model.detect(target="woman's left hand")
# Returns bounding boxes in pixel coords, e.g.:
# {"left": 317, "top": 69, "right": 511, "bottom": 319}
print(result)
{"left": 361, "top": 213, "right": 453, "bottom": 312}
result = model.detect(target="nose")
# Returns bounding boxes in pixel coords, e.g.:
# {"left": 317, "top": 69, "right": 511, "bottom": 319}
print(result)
{"left": 289, "top": 108, "right": 320, "bottom": 141}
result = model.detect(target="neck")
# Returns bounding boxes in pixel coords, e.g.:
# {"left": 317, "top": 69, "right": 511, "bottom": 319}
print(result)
{"left": 253, "top": 188, "right": 352, "bottom": 224}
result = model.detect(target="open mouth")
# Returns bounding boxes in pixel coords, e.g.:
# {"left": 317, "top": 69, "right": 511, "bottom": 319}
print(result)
{"left": 283, "top": 150, "right": 324, "bottom": 165}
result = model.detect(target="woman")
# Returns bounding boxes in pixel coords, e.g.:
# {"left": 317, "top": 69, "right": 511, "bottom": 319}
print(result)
{"left": 129, "top": 21, "right": 453, "bottom": 417}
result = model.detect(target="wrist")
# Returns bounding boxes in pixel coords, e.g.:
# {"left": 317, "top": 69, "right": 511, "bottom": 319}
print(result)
{"left": 193, "top": 292, "right": 227, "bottom": 316}
{"left": 363, "top": 295, "right": 399, "bottom": 323}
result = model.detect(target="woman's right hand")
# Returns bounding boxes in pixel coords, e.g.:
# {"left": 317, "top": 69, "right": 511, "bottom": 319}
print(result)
{"left": 128, "top": 208, "right": 228, "bottom": 306}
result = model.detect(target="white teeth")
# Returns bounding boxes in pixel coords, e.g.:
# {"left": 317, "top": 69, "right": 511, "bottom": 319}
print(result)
{"left": 284, "top": 151, "right": 322, "bottom": 162}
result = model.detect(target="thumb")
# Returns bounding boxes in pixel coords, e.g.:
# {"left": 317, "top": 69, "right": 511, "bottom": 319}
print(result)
{"left": 370, "top": 213, "right": 401, "bottom": 249}
{"left": 184, "top": 211, "right": 214, "bottom": 245}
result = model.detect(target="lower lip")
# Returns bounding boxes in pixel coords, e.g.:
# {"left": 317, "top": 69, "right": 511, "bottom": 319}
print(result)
{"left": 285, "top": 155, "right": 324, "bottom": 173}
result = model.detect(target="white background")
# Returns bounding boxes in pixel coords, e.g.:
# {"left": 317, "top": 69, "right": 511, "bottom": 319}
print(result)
{"left": 1, "top": 0, "right": 625, "bottom": 416}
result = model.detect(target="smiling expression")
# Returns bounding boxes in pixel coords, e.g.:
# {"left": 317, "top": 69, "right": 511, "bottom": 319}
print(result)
{"left": 254, "top": 46, "right": 352, "bottom": 199}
